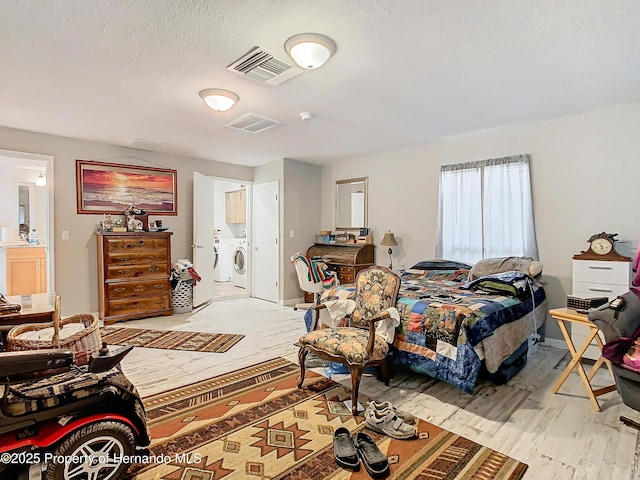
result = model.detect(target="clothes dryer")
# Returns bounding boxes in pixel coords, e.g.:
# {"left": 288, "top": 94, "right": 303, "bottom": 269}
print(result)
{"left": 231, "top": 239, "right": 247, "bottom": 288}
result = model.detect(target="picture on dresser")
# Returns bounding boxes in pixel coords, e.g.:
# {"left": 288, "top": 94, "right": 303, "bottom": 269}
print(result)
{"left": 76, "top": 160, "right": 178, "bottom": 215}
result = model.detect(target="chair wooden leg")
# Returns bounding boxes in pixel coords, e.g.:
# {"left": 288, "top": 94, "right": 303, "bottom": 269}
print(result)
{"left": 349, "top": 366, "right": 363, "bottom": 416}
{"left": 297, "top": 347, "right": 308, "bottom": 389}
{"left": 379, "top": 359, "right": 390, "bottom": 386}
{"left": 621, "top": 416, "right": 640, "bottom": 431}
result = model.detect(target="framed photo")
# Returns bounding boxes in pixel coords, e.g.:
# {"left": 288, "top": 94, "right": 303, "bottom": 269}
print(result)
{"left": 76, "top": 160, "right": 177, "bottom": 215}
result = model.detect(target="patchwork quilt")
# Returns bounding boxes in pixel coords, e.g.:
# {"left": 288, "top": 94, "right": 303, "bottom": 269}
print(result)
{"left": 319, "top": 268, "right": 547, "bottom": 393}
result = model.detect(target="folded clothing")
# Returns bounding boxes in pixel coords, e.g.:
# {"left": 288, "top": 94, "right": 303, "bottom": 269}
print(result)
{"left": 463, "top": 271, "right": 531, "bottom": 297}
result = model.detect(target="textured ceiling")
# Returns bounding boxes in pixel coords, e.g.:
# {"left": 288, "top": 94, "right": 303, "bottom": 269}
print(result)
{"left": 1, "top": 0, "right": 639, "bottom": 167}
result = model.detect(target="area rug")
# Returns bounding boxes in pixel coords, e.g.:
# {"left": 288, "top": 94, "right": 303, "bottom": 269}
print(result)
{"left": 99, "top": 327, "right": 244, "bottom": 353}
{"left": 126, "top": 358, "right": 528, "bottom": 479}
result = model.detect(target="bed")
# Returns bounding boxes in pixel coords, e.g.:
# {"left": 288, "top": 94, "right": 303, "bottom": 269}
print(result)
{"left": 317, "top": 259, "right": 547, "bottom": 393}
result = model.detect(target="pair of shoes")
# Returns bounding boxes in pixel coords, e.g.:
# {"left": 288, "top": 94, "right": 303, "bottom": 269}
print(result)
{"left": 364, "top": 406, "right": 417, "bottom": 440}
{"left": 333, "top": 427, "right": 359, "bottom": 470}
{"left": 366, "top": 400, "right": 416, "bottom": 424}
{"left": 333, "top": 428, "right": 389, "bottom": 476}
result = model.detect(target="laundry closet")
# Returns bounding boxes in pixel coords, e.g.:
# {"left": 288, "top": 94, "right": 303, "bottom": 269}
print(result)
{"left": 212, "top": 179, "right": 248, "bottom": 291}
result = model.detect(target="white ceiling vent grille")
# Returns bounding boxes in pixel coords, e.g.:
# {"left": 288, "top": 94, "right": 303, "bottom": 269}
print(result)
{"left": 225, "top": 113, "right": 282, "bottom": 133}
{"left": 227, "top": 47, "right": 302, "bottom": 86}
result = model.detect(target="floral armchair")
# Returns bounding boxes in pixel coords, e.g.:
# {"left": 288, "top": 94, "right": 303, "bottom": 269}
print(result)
{"left": 296, "top": 266, "right": 401, "bottom": 415}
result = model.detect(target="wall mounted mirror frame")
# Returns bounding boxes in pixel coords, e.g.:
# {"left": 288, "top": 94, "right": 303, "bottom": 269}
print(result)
{"left": 335, "top": 177, "right": 368, "bottom": 230}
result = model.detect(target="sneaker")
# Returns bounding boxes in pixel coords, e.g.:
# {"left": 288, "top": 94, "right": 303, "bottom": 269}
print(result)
{"left": 365, "top": 400, "right": 416, "bottom": 424}
{"left": 364, "top": 408, "right": 417, "bottom": 440}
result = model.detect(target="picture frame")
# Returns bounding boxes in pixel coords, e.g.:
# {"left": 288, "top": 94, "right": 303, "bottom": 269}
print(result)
{"left": 76, "top": 160, "right": 178, "bottom": 215}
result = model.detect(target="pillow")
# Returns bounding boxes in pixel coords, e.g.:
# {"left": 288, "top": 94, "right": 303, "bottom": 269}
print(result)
{"left": 468, "top": 256, "right": 542, "bottom": 281}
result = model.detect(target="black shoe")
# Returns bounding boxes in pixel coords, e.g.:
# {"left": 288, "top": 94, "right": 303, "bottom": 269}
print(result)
{"left": 353, "top": 431, "right": 389, "bottom": 477}
{"left": 333, "top": 427, "right": 360, "bottom": 470}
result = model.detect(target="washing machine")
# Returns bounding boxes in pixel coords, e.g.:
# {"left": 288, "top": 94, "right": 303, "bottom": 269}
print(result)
{"left": 214, "top": 239, "right": 235, "bottom": 282}
{"left": 231, "top": 239, "right": 247, "bottom": 288}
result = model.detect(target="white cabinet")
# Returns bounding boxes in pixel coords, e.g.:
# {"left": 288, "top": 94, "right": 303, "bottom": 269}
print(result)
{"left": 571, "top": 259, "right": 631, "bottom": 359}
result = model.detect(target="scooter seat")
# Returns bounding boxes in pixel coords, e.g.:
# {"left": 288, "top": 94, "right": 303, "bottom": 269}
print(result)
{"left": 5, "top": 367, "right": 137, "bottom": 416}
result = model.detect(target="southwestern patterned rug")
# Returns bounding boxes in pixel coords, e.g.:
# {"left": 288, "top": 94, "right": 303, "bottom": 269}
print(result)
{"left": 127, "top": 358, "right": 528, "bottom": 479}
{"left": 99, "top": 327, "right": 244, "bottom": 353}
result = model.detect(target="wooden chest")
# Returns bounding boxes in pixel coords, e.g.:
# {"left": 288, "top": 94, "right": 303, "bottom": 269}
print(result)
{"left": 96, "top": 232, "right": 173, "bottom": 324}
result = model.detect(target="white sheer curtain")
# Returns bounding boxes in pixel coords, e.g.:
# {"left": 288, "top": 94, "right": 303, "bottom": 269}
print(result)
{"left": 436, "top": 155, "right": 538, "bottom": 264}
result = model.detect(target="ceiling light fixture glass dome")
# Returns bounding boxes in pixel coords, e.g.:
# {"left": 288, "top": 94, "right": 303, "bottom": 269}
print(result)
{"left": 285, "top": 33, "right": 336, "bottom": 70}
{"left": 199, "top": 89, "right": 239, "bottom": 112}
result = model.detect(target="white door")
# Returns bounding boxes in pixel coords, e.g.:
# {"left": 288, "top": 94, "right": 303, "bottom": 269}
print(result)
{"left": 192, "top": 171, "right": 216, "bottom": 307}
{"left": 252, "top": 181, "right": 279, "bottom": 302}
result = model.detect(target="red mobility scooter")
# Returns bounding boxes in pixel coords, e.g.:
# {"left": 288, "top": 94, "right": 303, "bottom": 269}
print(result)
{"left": 0, "top": 343, "right": 150, "bottom": 480}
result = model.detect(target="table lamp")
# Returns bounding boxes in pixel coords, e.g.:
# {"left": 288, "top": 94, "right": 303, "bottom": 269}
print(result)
{"left": 379, "top": 231, "right": 398, "bottom": 269}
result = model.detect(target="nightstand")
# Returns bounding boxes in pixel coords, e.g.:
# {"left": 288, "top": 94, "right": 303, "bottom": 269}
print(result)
{"left": 572, "top": 258, "right": 631, "bottom": 359}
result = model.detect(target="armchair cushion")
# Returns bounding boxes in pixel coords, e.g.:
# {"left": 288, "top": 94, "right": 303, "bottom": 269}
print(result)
{"left": 298, "top": 327, "right": 389, "bottom": 365}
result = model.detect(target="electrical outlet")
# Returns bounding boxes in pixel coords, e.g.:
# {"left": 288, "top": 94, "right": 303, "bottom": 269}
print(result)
{"left": 61, "top": 230, "right": 70, "bottom": 240}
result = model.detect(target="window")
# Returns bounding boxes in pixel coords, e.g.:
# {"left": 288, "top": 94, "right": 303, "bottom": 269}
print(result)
{"left": 436, "top": 154, "right": 538, "bottom": 264}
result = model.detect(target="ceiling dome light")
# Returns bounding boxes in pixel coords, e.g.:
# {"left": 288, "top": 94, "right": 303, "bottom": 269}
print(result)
{"left": 285, "top": 33, "right": 336, "bottom": 70}
{"left": 199, "top": 89, "right": 239, "bottom": 112}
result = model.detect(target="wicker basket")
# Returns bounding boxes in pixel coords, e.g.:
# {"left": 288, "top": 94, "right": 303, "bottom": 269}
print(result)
{"left": 6, "top": 297, "right": 102, "bottom": 366}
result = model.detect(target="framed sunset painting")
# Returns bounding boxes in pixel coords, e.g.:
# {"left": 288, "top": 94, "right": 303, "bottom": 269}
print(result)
{"left": 76, "top": 160, "right": 177, "bottom": 215}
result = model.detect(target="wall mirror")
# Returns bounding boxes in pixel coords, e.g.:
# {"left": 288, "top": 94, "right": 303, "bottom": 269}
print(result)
{"left": 18, "top": 183, "right": 32, "bottom": 238}
{"left": 335, "top": 177, "right": 368, "bottom": 230}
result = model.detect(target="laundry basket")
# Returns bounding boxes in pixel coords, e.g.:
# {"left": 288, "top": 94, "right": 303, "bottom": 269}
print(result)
{"left": 172, "top": 271, "right": 193, "bottom": 314}
{"left": 5, "top": 296, "right": 102, "bottom": 366}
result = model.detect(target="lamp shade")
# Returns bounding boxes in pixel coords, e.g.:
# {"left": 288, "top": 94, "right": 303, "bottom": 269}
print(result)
{"left": 285, "top": 33, "right": 336, "bottom": 70}
{"left": 380, "top": 232, "right": 398, "bottom": 247}
{"left": 199, "top": 89, "right": 239, "bottom": 112}
{"left": 36, "top": 173, "right": 46, "bottom": 187}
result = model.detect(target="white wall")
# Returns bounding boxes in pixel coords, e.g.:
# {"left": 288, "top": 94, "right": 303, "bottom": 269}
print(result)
{"left": 0, "top": 125, "right": 252, "bottom": 316}
{"left": 282, "top": 158, "right": 322, "bottom": 303}
{"left": 321, "top": 101, "right": 640, "bottom": 341}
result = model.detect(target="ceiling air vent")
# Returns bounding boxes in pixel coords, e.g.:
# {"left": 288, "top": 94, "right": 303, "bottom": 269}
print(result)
{"left": 227, "top": 47, "right": 302, "bottom": 86}
{"left": 225, "top": 113, "right": 282, "bottom": 133}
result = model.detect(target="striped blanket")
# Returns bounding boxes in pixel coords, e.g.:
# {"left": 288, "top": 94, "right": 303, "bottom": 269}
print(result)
{"left": 291, "top": 253, "right": 339, "bottom": 289}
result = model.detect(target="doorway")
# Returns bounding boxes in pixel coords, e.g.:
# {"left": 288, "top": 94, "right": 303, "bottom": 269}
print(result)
{"left": 192, "top": 173, "right": 252, "bottom": 305}
{"left": 0, "top": 149, "right": 54, "bottom": 294}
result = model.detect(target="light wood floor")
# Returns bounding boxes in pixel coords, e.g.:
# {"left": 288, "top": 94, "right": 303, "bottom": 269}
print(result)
{"left": 120, "top": 298, "right": 640, "bottom": 479}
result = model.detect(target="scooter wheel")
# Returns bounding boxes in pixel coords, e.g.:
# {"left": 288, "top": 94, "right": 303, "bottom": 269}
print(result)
{"left": 44, "top": 420, "right": 136, "bottom": 480}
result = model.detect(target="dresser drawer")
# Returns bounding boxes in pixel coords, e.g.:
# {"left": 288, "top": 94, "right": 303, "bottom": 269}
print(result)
{"left": 572, "top": 281, "right": 629, "bottom": 300}
{"left": 107, "top": 250, "right": 168, "bottom": 265}
{"left": 106, "top": 237, "right": 168, "bottom": 252}
{"left": 106, "top": 295, "right": 170, "bottom": 317}
{"left": 106, "top": 263, "right": 168, "bottom": 280}
{"left": 338, "top": 273, "right": 355, "bottom": 284}
{"left": 572, "top": 260, "right": 630, "bottom": 285}
{"left": 107, "top": 279, "right": 169, "bottom": 298}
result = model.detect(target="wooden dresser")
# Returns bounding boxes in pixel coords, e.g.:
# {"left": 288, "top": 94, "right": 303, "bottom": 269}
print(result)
{"left": 96, "top": 232, "right": 173, "bottom": 325}
{"left": 303, "top": 243, "right": 375, "bottom": 302}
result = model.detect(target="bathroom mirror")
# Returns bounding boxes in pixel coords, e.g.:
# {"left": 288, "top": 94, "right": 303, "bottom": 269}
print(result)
{"left": 18, "top": 183, "right": 31, "bottom": 238}
{"left": 335, "top": 177, "right": 368, "bottom": 230}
